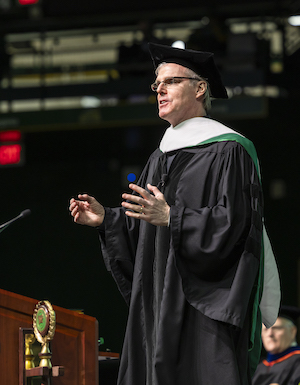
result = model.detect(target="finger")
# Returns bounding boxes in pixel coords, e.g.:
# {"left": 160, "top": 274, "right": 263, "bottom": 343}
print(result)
{"left": 147, "top": 184, "right": 162, "bottom": 197}
{"left": 128, "top": 183, "right": 151, "bottom": 199}
{"left": 69, "top": 198, "right": 78, "bottom": 210}
{"left": 124, "top": 209, "right": 146, "bottom": 220}
{"left": 122, "top": 201, "right": 144, "bottom": 213}
{"left": 74, "top": 211, "right": 80, "bottom": 222}
{"left": 70, "top": 199, "right": 81, "bottom": 211}
{"left": 71, "top": 203, "right": 79, "bottom": 214}
{"left": 122, "top": 193, "right": 145, "bottom": 206}
{"left": 78, "top": 193, "right": 88, "bottom": 200}
{"left": 70, "top": 199, "right": 84, "bottom": 211}
{"left": 77, "top": 193, "right": 94, "bottom": 203}
{"left": 69, "top": 202, "right": 75, "bottom": 211}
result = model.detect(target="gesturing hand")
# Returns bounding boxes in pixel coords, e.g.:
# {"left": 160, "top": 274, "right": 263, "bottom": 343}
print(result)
{"left": 69, "top": 194, "right": 105, "bottom": 227}
{"left": 121, "top": 183, "right": 170, "bottom": 226}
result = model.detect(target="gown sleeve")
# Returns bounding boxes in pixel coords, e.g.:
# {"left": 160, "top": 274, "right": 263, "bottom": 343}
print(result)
{"left": 98, "top": 150, "right": 160, "bottom": 305}
{"left": 170, "top": 142, "right": 263, "bottom": 328}
{"left": 99, "top": 206, "right": 139, "bottom": 305}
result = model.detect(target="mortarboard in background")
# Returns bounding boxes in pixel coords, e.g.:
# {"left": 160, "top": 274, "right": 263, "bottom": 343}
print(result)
{"left": 279, "top": 305, "right": 300, "bottom": 325}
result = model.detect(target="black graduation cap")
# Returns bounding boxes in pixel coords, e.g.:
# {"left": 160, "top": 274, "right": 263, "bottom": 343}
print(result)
{"left": 148, "top": 42, "right": 228, "bottom": 99}
{"left": 279, "top": 305, "right": 300, "bottom": 325}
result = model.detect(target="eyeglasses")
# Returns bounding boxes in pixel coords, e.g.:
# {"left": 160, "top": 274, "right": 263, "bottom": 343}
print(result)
{"left": 151, "top": 76, "right": 201, "bottom": 92}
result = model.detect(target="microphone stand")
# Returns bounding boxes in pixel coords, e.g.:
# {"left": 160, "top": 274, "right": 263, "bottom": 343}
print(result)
{"left": 0, "top": 209, "right": 31, "bottom": 233}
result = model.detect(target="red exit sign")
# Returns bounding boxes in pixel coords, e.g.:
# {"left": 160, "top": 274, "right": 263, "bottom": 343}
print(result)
{"left": 0, "top": 130, "right": 22, "bottom": 142}
{"left": 0, "top": 144, "right": 22, "bottom": 165}
{"left": 0, "top": 130, "right": 24, "bottom": 166}
{"left": 18, "top": 0, "right": 39, "bottom": 4}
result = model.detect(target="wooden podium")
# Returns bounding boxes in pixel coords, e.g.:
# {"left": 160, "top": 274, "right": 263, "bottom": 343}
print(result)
{"left": 0, "top": 288, "right": 98, "bottom": 385}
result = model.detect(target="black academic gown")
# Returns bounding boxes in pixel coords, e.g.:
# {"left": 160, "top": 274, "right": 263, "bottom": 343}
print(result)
{"left": 252, "top": 347, "right": 300, "bottom": 385}
{"left": 99, "top": 140, "right": 263, "bottom": 385}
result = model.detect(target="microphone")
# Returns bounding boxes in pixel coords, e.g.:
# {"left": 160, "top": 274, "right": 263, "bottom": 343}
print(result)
{"left": 19, "top": 209, "right": 31, "bottom": 219}
{"left": 158, "top": 174, "right": 168, "bottom": 189}
{"left": 0, "top": 209, "right": 31, "bottom": 233}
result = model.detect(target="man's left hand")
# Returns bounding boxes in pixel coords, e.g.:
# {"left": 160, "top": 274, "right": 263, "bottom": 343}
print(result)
{"left": 122, "top": 183, "right": 170, "bottom": 226}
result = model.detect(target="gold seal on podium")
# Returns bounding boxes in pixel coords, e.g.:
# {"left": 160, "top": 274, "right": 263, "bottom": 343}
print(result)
{"left": 33, "top": 300, "right": 56, "bottom": 368}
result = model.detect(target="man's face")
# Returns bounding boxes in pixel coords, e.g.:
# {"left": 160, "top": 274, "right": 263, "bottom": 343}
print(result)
{"left": 261, "top": 317, "right": 297, "bottom": 354}
{"left": 155, "top": 63, "right": 201, "bottom": 127}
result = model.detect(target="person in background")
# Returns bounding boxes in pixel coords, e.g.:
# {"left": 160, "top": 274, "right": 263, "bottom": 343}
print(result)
{"left": 70, "top": 43, "right": 280, "bottom": 385}
{"left": 252, "top": 305, "right": 300, "bottom": 385}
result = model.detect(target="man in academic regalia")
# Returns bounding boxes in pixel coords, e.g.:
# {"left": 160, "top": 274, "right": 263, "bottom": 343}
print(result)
{"left": 252, "top": 306, "right": 300, "bottom": 385}
{"left": 69, "top": 43, "right": 280, "bottom": 385}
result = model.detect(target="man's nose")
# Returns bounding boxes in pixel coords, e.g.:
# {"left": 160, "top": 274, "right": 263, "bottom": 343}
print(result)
{"left": 266, "top": 328, "right": 274, "bottom": 336}
{"left": 157, "top": 82, "right": 167, "bottom": 93}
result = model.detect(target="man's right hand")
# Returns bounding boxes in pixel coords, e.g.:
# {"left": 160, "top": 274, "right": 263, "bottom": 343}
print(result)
{"left": 69, "top": 194, "right": 105, "bottom": 227}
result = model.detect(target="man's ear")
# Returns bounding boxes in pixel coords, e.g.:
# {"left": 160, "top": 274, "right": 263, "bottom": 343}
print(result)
{"left": 196, "top": 81, "right": 207, "bottom": 98}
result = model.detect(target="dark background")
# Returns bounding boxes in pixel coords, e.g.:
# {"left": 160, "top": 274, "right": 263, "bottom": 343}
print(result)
{"left": 0, "top": 0, "right": 300, "bottom": 353}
